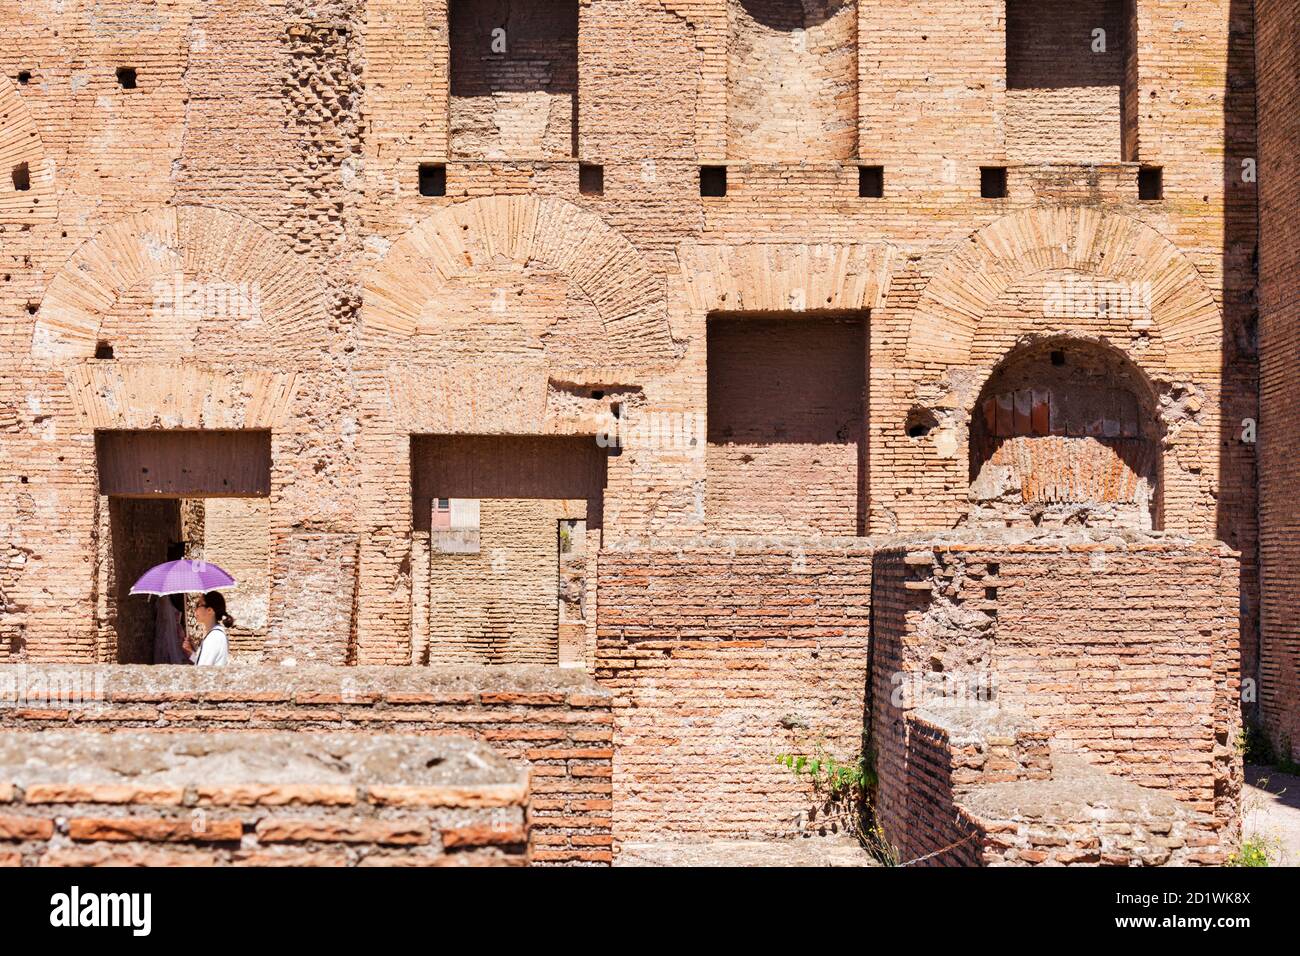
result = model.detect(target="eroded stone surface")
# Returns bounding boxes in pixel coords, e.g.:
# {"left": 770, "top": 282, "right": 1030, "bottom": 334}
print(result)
{"left": 0, "top": 730, "right": 520, "bottom": 790}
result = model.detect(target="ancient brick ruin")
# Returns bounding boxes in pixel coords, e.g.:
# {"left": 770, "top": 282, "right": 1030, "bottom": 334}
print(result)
{"left": 0, "top": 0, "right": 1294, "bottom": 867}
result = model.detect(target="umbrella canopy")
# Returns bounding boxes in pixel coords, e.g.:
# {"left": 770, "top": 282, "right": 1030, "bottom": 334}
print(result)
{"left": 130, "top": 559, "right": 236, "bottom": 597}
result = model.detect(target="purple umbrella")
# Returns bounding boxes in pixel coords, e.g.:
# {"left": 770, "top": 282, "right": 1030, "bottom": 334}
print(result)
{"left": 130, "top": 559, "right": 236, "bottom": 597}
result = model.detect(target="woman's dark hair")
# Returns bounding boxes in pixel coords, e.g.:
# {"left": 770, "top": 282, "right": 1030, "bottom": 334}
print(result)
{"left": 203, "top": 591, "right": 234, "bottom": 628}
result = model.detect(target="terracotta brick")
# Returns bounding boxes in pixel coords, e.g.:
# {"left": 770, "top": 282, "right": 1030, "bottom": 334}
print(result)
{"left": 231, "top": 850, "right": 351, "bottom": 867}
{"left": 0, "top": 815, "right": 53, "bottom": 840}
{"left": 39, "top": 848, "right": 219, "bottom": 867}
{"left": 24, "top": 783, "right": 185, "bottom": 806}
{"left": 367, "top": 783, "right": 528, "bottom": 809}
{"left": 68, "top": 817, "right": 243, "bottom": 843}
{"left": 195, "top": 785, "right": 356, "bottom": 807}
{"left": 440, "top": 822, "right": 527, "bottom": 848}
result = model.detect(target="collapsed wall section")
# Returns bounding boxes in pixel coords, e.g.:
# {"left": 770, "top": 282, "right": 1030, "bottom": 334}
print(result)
{"left": 869, "top": 533, "right": 1241, "bottom": 865}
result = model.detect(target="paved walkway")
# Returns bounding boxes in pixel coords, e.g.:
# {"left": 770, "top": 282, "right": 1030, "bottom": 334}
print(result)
{"left": 1243, "top": 764, "right": 1300, "bottom": 866}
{"left": 615, "top": 836, "right": 877, "bottom": 867}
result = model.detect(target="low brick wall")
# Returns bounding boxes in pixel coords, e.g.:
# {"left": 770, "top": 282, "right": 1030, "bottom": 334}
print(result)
{"left": 960, "top": 756, "right": 1228, "bottom": 867}
{"left": 0, "top": 665, "right": 613, "bottom": 865}
{"left": 887, "top": 700, "right": 1227, "bottom": 866}
{"left": 0, "top": 730, "right": 529, "bottom": 866}
{"left": 596, "top": 539, "right": 872, "bottom": 843}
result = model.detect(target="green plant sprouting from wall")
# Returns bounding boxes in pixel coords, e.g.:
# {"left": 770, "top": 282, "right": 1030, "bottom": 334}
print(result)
{"left": 776, "top": 737, "right": 898, "bottom": 866}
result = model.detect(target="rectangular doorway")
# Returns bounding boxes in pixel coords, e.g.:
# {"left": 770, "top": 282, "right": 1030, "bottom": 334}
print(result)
{"left": 94, "top": 430, "right": 272, "bottom": 664}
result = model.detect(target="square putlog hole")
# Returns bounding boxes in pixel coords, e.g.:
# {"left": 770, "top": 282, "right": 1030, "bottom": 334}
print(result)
{"left": 699, "top": 165, "right": 727, "bottom": 197}
{"left": 858, "top": 165, "right": 884, "bottom": 198}
{"left": 419, "top": 163, "right": 447, "bottom": 197}
{"left": 116, "top": 67, "right": 137, "bottom": 89}
{"left": 1138, "top": 166, "right": 1163, "bottom": 200}
{"left": 980, "top": 166, "right": 1008, "bottom": 199}
{"left": 579, "top": 163, "right": 604, "bottom": 196}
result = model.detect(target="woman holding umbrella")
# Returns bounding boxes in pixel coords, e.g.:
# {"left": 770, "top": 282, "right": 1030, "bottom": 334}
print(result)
{"left": 130, "top": 558, "right": 237, "bottom": 666}
{"left": 185, "top": 591, "right": 233, "bottom": 667}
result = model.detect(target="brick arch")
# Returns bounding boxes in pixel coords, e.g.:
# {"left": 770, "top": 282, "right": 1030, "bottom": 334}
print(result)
{"left": 678, "top": 241, "right": 897, "bottom": 314}
{"left": 0, "top": 74, "right": 55, "bottom": 221}
{"left": 905, "top": 207, "right": 1221, "bottom": 373}
{"left": 32, "top": 205, "right": 329, "bottom": 362}
{"left": 362, "top": 196, "right": 674, "bottom": 363}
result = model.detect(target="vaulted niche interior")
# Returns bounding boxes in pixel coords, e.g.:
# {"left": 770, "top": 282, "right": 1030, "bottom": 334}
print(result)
{"left": 727, "top": 0, "right": 858, "bottom": 160}
{"left": 969, "top": 339, "right": 1162, "bottom": 529}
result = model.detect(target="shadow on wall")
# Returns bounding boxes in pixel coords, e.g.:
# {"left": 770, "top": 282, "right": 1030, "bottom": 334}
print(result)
{"left": 1006, "top": 0, "right": 1127, "bottom": 90}
{"left": 706, "top": 312, "right": 868, "bottom": 535}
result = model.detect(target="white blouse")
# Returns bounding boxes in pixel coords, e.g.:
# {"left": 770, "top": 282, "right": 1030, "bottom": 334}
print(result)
{"left": 191, "top": 624, "right": 230, "bottom": 666}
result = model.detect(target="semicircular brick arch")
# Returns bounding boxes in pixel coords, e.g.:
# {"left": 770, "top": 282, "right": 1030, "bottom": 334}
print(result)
{"left": 0, "top": 74, "right": 55, "bottom": 221}
{"left": 906, "top": 207, "right": 1221, "bottom": 373}
{"left": 32, "top": 205, "right": 329, "bottom": 362}
{"left": 362, "top": 195, "right": 674, "bottom": 363}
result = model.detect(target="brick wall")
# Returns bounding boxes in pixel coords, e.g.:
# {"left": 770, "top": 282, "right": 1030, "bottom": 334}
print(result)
{"left": 0, "top": 729, "right": 529, "bottom": 867}
{"left": 596, "top": 539, "right": 871, "bottom": 842}
{"left": 0, "top": 1, "right": 1254, "bottom": 671}
{"left": 0, "top": 0, "right": 1260, "bottom": 868}
{"left": 424, "top": 497, "right": 581, "bottom": 664}
{"left": 0, "top": 665, "right": 614, "bottom": 865}
{"left": 201, "top": 497, "right": 272, "bottom": 654}
{"left": 1257, "top": 0, "right": 1300, "bottom": 760}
